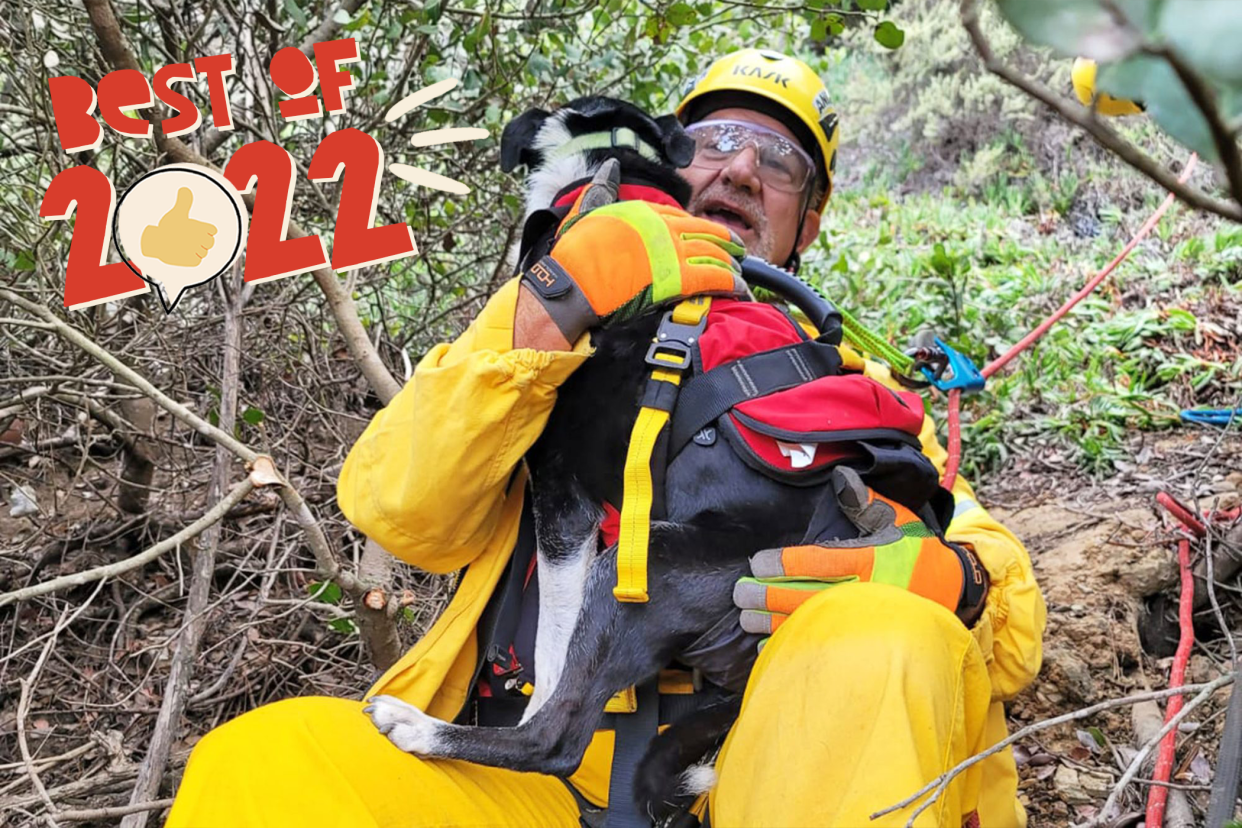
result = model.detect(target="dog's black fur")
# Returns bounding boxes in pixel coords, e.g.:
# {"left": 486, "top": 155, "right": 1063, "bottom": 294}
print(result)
{"left": 366, "top": 97, "right": 843, "bottom": 823}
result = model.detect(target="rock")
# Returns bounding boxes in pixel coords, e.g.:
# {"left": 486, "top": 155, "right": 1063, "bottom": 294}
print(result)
{"left": 1117, "top": 545, "right": 1177, "bottom": 596}
{"left": 1054, "top": 766, "right": 1092, "bottom": 804}
{"left": 1054, "top": 764, "right": 1111, "bottom": 804}
{"left": 1043, "top": 646, "right": 1097, "bottom": 704}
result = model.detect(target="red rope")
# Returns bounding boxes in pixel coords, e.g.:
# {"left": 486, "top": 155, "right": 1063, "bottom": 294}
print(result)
{"left": 939, "top": 155, "right": 1198, "bottom": 490}
{"left": 1146, "top": 535, "right": 1195, "bottom": 827}
{"left": 1155, "top": 491, "right": 1208, "bottom": 538}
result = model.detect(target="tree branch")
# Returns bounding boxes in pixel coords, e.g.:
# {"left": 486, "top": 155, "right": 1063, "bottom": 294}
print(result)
{"left": 0, "top": 478, "right": 255, "bottom": 608}
{"left": 1146, "top": 43, "right": 1242, "bottom": 210}
{"left": 958, "top": 0, "right": 1242, "bottom": 224}
{"left": 120, "top": 269, "right": 246, "bottom": 828}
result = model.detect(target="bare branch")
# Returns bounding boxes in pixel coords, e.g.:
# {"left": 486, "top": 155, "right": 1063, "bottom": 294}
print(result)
{"left": 0, "top": 477, "right": 255, "bottom": 608}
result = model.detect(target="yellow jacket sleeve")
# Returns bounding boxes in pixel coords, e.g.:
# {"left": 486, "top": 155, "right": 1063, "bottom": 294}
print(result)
{"left": 854, "top": 347, "right": 1047, "bottom": 702}
{"left": 337, "top": 277, "right": 592, "bottom": 573}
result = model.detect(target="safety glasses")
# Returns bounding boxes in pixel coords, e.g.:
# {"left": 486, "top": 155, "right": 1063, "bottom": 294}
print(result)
{"left": 684, "top": 119, "right": 816, "bottom": 195}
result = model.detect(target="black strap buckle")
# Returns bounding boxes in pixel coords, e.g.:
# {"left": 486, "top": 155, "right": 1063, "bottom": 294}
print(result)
{"left": 645, "top": 308, "right": 708, "bottom": 371}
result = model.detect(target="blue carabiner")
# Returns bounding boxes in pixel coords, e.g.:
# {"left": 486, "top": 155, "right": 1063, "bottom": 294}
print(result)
{"left": 1180, "top": 408, "right": 1242, "bottom": 427}
{"left": 920, "top": 338, "right": 986, "bottom": 394}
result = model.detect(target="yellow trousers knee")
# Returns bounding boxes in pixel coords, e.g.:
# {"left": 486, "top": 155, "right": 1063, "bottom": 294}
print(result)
{"left": 711, "top": 582, "right": 1015, "bottom": 828}
{"left": 165, "top": 696, "right": 580, "bottom": 828}
{"left": 169, "top": 584, "right": 1020, "bottom": 828}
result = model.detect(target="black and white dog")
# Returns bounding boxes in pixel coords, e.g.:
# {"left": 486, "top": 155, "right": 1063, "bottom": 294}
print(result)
{"left": 366, "top": 98, "right": 853, "bottom": 820}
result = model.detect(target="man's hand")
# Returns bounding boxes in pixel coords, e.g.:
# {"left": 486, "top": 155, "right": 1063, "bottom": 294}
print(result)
{"left": 734, "top": 467, "right": 989, "bottom": 641}
{"left": 518, "top": 162, "right": 747, "bottom": 347}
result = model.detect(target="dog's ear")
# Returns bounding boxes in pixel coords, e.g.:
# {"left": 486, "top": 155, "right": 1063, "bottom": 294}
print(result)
{"left": 655, "top": 114, "right": 696, "bottom": 169}
{"left": 501, "top": 108, "right": 550, "bottom": 173}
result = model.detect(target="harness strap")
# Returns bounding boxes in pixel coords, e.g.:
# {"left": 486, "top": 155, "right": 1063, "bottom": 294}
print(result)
{"left": 458, "top": 478, "right": 538, "bottom": 724}
{"left": 615, "top": 298, "right": 711, "bottom": 603}
{"left": 667, "top": 339, "right": 843, "bottom": 460}
{"left": 603, "top": 679, "right": 660, "bottom": 828}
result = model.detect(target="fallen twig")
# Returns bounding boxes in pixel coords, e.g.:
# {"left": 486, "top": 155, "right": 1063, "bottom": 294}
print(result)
{"left": 871, "top": 675, "right": 1236, "bottom": 825}
{"left": 1092, "top": 679, "right": 1229, "bottom": 826}
{"left": 56, "top": 799, "right": 175, "bottom": 823}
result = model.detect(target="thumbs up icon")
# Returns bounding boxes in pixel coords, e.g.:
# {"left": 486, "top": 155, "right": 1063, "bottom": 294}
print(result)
{"left": 140, "top": 187, "right": 218, "bottom": 267}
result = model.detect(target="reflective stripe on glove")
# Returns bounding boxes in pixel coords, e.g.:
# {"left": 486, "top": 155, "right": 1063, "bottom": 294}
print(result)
{"left": 520, "top": 163, "right": 746, "bottom": 344}
{"left": 734, "top": 466, "right": 989, "bottom": 640}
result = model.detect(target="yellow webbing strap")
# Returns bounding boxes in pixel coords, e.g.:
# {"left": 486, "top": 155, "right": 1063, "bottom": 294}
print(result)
{"left": 614, "top": 297, "right": 712, "bottom": 603}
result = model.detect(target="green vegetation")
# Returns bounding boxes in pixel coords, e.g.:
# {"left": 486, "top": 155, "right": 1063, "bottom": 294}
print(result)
{"left": 810, "top": 183, "right": 1240, "bottom": 477}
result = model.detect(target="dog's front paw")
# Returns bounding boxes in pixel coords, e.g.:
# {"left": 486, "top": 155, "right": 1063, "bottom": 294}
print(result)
{"left": 364, "top": 695, "right": 443, "bottom": 755}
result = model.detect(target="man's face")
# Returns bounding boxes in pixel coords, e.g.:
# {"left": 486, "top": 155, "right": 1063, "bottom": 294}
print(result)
{"left": 681, "top": 107, "right": 822, "bottom": 264}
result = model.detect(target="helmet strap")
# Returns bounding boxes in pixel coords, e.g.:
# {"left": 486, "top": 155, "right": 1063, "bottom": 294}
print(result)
{"left": 782, "top": 185, "right": 815, "bottom": 274}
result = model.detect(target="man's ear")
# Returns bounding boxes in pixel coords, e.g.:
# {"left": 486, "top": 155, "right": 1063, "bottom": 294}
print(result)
{"left": 654, "top": 114, "right": 696, "bottom": 168}
{"left": 796, "top": 208, "right": 821, "bottom": 254}
{"left": 501, "top": 108, "right": 550, "bottom": 173}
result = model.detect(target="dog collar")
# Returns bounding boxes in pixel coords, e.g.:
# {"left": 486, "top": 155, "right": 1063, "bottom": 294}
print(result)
{"left": 546, "top": 127, "right": 662, "bottom": 164}
{"left": 553, "top": 183, "right": 681, "bottom": 210}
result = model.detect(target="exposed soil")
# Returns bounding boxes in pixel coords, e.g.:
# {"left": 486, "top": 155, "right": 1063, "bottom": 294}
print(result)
{"left": 979, "top": 430, "right": 1242, "bottom": 825}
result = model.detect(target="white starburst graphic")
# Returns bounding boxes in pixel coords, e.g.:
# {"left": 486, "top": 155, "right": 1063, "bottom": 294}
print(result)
{"left": 385, "top": 78, "right": 488, "bottom": 195}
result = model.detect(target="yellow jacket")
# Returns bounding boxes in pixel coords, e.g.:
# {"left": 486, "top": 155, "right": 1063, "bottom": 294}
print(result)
{"left": 337, "top": 276, "right": 1047, "bottom": 811}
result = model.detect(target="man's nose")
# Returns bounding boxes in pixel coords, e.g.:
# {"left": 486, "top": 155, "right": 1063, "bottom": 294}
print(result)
{"left": 720, "top": 146, "right": 762, "bottom": 194}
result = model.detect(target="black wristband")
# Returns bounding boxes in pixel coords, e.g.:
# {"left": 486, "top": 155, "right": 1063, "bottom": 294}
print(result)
{"left": 521, "top": 256, "right": 599, "bottom": 344}
{"left": 950, "top": 541, "right": 989, "bottom": 627}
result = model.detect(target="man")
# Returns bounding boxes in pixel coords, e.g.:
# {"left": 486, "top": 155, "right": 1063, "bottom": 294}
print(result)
{"left": 168, "top": 49, "right": 1045, "bottom": 827}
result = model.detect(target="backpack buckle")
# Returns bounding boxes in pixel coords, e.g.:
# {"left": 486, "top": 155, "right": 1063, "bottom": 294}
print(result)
{"left": 645, "top": 308, "right": 707, "bottom": 371}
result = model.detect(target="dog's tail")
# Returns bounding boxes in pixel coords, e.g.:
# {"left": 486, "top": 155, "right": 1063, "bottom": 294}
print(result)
{"left": 632, "top": 695, "right": 742, "bottom": 825}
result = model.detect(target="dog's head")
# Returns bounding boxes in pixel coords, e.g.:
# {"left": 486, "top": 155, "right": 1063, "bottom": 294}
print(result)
{"left": 501, "top": 96, "right": 696, "bottom": 216}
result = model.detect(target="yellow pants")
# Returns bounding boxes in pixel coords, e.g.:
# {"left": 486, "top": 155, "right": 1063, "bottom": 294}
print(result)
{"left": 167, "top": 584, "right": 1011, "bottom": 828}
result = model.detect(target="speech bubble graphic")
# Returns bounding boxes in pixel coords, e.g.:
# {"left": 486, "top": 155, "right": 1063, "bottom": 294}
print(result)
{"left": 114, "top": 164, "right": 246, "bottom": 312}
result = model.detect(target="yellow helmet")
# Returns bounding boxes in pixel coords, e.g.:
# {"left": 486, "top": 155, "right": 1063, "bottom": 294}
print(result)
{"left": 676, "top": 49, "right": 839, "bottom": 212}
{"left": 1071, "top": 57, "right": 1144, "bottom": 117}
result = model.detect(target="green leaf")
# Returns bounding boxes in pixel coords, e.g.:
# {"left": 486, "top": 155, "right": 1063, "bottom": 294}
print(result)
{"left": 811, "top": 16, "right": 828, "bottom": 40}
{"left": 528, "top": 53, "right": 552, "bottom": 78}
{"left": 1086, "top": 726, "right": 1107, "bottom": 747}
{"left": 328, "top": 617, "right": 358, "bottom": 635}
{"left": 826, "top": 13, "right": 845, "bottom": 35}
{"left": 1159, "top": 0, "right": 1242, "bottom": 85}
{"left": 1099, "top": 55, "right": 1219, "bottom": 161}
{"left": 308, "top": 580, "right": 343, "bottom": 605}
{"left": 857, "top": 0, "right": 887, "bottom": 10}
{"left": 874, "top": 21, "right": 905, "bottom": 49}
{"left": 283, "top": 0, "right": 308, "bottom": 26}
{"left": 332, "top": 8, "right": 352, "bottom": 24}
{"left": 13, "top": 250, "right": 34, "bottom": 271}
{"left": 994, "top": 0, "right": 1151, "bottom": 62}
{"left": 667, "top": 2, "right": 696, "bottom": 26}
{"left": 242, "top": 406, "right": 265, "bottom": 426}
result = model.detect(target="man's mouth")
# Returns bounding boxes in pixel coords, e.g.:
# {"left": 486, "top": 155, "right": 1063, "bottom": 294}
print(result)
{"left": 698, "top": 203, "right": 755, "bottom": 237}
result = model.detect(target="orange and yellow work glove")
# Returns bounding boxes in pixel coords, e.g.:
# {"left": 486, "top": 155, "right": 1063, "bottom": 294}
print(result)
{"left": 520, "top": 167, "right": 746, "bottom": 345}
{"left": 734, "top": 467, "right": 989, "bottom": 642}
